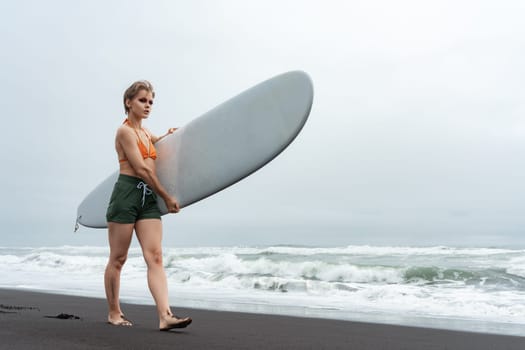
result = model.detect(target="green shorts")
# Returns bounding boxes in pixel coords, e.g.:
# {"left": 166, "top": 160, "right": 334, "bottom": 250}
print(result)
{"left": 106, "top": 174, "right": 162, "bottom": 224}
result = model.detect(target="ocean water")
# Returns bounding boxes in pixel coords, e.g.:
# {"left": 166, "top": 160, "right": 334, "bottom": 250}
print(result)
{"left": 1, "top": 245, "right": 525, "bottom": 335}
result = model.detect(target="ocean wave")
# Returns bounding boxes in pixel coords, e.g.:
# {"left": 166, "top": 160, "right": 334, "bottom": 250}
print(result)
{"left": 2, "top": 245, "right": 525, "bottom": 324}
{"left": 252, "top": 245, "right": 525, "bottom": 257}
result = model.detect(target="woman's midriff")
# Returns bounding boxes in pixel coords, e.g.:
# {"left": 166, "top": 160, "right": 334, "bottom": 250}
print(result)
{"left": 119, "top": 158, "right": 157, "bottom": 178}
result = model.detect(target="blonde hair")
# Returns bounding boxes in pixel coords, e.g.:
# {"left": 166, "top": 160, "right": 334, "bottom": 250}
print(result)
{"left": 123, "top": 80, "right": 155, "bottom": 114}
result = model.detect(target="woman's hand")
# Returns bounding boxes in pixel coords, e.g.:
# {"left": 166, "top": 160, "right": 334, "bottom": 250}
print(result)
{"left": 165, "top": 196, "right": 180, "bottom": 213}
{"left": 167, "top": 127, "right": 177, "bottom": 134}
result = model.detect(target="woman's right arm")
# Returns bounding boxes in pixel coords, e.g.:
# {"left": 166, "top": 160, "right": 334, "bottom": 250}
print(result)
{"left": 117, "top": 127, "right": 180, "bottom": 213}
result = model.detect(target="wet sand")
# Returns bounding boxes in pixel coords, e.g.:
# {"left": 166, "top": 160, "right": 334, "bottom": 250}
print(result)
{"left": 1, "top": 288, "right": 524, "bottom": 349}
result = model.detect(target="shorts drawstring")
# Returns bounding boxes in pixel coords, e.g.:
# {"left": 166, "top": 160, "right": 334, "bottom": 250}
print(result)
{"left": 137, "top": 182, "right": 152, "bottom": 207}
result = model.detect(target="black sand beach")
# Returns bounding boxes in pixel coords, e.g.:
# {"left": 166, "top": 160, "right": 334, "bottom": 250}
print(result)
{"left": 1, "top": 288, "right": 524, "bottom": 349}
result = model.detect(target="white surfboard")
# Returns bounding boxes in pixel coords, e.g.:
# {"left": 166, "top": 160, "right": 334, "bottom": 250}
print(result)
{"left": 76, "top": 71, "right": 313, "bottom": 229}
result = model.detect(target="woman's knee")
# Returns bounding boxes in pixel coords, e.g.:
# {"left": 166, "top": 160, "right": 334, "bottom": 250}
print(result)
{"left": 144, "top": 249, "right": 163, "bottom": 267}
{"left": 109, "top": 254, "right": 128, "bottom": 270}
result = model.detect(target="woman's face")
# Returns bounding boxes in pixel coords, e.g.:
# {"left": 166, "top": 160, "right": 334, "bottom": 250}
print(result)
{"left": 127, "top": 89, "right": 154, "bottom": 118}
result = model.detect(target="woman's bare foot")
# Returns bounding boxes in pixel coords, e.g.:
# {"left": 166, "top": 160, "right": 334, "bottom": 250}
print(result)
{"left": 108, "top": 313, "right": 133, "bottom": 326}
{"left": 159, "top": 314, "right": 192, "bottom": 331}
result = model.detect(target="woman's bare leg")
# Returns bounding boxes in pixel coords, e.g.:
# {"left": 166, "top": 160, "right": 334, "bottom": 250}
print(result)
{"left": 135, "top": 219, "right": 191, "bottom": 330}
{"left": 105, "top": 222, "right": 134, "bottom": 325}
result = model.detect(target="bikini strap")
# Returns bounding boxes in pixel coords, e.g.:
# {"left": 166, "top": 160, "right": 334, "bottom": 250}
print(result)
{"left": 122, "top": 118, "right": 152, "bottom": 155}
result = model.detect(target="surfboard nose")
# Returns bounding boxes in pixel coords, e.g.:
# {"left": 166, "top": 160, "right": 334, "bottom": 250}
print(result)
{"left": 264, "top": 70, "right": 314, "bottom": 140}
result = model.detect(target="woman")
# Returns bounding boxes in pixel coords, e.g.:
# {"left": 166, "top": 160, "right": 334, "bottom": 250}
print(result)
{"left": 104, "top": 80, "right": 191, "bottom": 331}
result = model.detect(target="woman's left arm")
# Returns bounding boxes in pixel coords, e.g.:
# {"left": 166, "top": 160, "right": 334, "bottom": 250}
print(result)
{"left": 150, "top": 127, "right": 178, "bottom": 144}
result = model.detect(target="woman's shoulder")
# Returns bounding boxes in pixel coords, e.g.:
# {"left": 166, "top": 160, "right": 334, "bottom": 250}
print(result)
{"left": 116, "top": 124, "right": 135, "bottom": 139}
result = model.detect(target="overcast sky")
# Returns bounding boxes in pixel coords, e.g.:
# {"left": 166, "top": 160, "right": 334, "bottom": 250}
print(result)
{"left": 1, "top": 0, "right": 525, "bottom": 247}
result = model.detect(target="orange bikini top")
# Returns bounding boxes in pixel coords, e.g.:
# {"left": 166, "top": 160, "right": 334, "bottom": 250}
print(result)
{"left": 119, "top": 119, "right": 157, "bottom": 163}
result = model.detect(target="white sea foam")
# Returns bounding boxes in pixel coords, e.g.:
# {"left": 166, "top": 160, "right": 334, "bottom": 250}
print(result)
{"left": 2, "top": 245, "right": 525, "bottom": 333}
